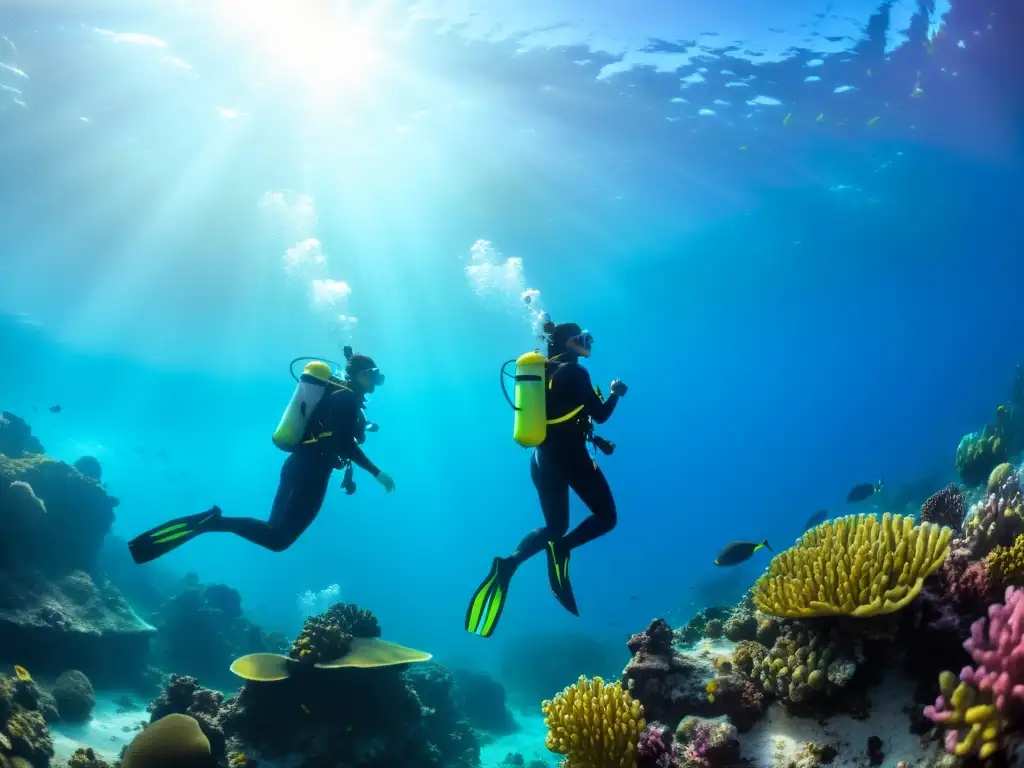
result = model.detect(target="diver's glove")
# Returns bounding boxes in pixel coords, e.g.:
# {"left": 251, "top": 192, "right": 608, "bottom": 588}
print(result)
{"left": 610, "top": 379, "right": 628, "bottom": 397}
{"left": 375, "top": 470, "right": 396, "bottom": 493}
{"left": 341, "top": 464, "right": 356, "bottom": 495}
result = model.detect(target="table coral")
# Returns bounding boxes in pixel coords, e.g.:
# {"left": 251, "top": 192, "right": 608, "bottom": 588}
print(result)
{"left": 752, "top": 513, "right": 951, "bottom": 618}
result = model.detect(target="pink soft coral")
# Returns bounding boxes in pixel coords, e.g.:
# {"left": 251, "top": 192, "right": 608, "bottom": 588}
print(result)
{"left": 961, "top": 585, "right": 1024, "bottom": 710}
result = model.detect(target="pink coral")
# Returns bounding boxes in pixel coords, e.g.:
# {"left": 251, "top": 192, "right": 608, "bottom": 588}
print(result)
{"left": 637, "top": 725, "right": 674, "bottom": 768}
{"left": 961, "top": 586, "right": 1024, "bottom": 710}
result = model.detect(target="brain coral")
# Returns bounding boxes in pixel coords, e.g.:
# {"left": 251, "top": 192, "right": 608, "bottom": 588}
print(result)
{"left": 752, "top": 513, "right": 952, "bottom": 618}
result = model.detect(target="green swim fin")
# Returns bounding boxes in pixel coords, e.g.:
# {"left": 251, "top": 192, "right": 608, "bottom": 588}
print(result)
{"left": 128, "top": 506, "right": 222, "bottom": 565}
{"left": 465, "top": 557, "right": 517, "bottom": 638}
{"left": 545, "top": 539, "right": 579, "bottom": 616}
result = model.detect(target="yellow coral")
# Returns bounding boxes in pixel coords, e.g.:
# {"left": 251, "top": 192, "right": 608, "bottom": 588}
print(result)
{"left": 752, "top": 513, "right": 952, "bottom": 618}
{"left": 932, "top": 670, "right": 1005, "bottom": 760}
{"left": 541, "top": 676, "right": 644, "bottom": 768}
{"left": 987, "top": 533, "right": 1024, "bottom": 585}
{"left": 13, "top": 665, "right": 30, "bottom": 681}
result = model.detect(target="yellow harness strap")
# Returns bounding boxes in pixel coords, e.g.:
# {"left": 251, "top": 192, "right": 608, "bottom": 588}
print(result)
{"left": 545, "top": 373, "right": 585, "bottom": 425}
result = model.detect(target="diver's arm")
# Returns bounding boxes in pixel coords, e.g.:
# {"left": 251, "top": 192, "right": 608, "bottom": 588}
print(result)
{"left": 345, "top": 441, "right": 381, "bottom": 477}
{"left": 327, "top": 389, "right": 382, "bottom": 477}
{"left": 577, "top": 367, "right": 619, "bottom": 424}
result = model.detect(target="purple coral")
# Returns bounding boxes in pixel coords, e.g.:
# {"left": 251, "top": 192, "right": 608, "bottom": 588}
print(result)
{"left": 961, "top": 586, "right": 1024, "bottom": 710}
{"left": 921, "top": 484, "right": 966, "bottom": 531}
{"left": 637, "top": 725, "right": 675, "bottom": 768}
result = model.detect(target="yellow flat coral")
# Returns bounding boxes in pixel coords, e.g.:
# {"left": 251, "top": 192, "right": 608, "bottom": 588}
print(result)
{"left": 752, "top": 513, "right": 952, "bottom": 618}
{"left": 541, "top": 676, "right": 644, "bottom": 768}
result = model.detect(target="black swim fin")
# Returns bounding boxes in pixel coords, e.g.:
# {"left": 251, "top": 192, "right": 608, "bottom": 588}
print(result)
{"left": 465, "top": 557, "right": 517, "bottom": 638}
{"left": 128, "top": 506, "right": 222, "bottom": 565}
{"left": 545, "top": 539, "right": 579, "bottom": 616}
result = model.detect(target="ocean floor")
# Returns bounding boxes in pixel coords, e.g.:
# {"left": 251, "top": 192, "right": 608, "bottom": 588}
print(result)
{"left": 50, "top": 690, "right": 149, "bottom": 765}
{"left": 480, "top": 713, "right": 555, "bottom": 768}
{"left": 737, "top": 669, "right": 946, "bottom": 768}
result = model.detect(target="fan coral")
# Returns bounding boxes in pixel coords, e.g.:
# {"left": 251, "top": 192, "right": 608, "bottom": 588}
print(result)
{"left": 920, "top": 484, "right": 966, "bottom": 532}
{"left": 542, "top": 676, "right": 645, "bottom": 768}
{"left": 752, "top": 513, "right": 951, "bottom": 618}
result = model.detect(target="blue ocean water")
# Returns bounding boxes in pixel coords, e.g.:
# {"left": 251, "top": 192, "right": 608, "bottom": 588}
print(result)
{"left": 0, "top": 0, "right": 1022, "bottom": 718}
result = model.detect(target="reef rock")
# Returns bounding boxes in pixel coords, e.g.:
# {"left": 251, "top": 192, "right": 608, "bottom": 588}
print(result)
{"left": 623, "top": 619, "right": 719, "bottom": 727}
{"left": 452, "top": 667, "right": 518, "bottom": 734}
{"left": 0, "top": 669, "right": 55, "bottom": 768}
{"left": 0, "top": 454, "right": 118, "bottom": 576}
{"left": 152, "top": 581, "right": 284, "bottom": 691}
{"left": 0, "top": 411, "right": 44, "bottom": 458}
{"left": 0, "top": 569, "right": 154, "bottom": 686}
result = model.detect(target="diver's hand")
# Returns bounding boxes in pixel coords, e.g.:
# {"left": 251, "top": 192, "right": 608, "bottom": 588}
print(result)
{"left": 375, "top": 471, "right": 395, "bottom": 493}
{"left": 610, "top": 379, "right": 628, "bottom": 397}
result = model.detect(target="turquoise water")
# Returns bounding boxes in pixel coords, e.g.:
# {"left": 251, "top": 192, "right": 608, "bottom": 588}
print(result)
{"left": 1, "top": 0, "right": 1022, "bottom": 702}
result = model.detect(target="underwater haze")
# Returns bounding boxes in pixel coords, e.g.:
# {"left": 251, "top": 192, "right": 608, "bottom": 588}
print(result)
{"left": 1, "top": 0, "right": 1024, "bottom": 752}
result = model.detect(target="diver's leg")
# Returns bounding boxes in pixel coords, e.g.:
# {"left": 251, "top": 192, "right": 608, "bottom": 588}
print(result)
{"left": 562, "top": 453, "right": 617, "bottom": 551}
{"left": 509, "top": 449, "right": 570, "bottom": 566}
{"left": 212, "top": 456, "right": 332, "bottom": 552}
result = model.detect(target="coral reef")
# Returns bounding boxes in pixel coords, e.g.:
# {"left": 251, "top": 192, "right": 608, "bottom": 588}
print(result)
{"left": 966, "top": 491, "right": 1024, "bottom": 558}
{"left": 52, "top": 670, "right": 94, "bottom": 722}
{"left": 674, "top": 717, "right": 739, "bottom": 768}
{"left": 0, "top": 412, "right": 44, "bottom": 458}
{"left": 673, "top": 607, "right": 732, "bottom": 647}
{"left": 636, "top": 724, "right": 672, "bottom": 768}
{"left": 152, "top": 582, "right": 282, "bottom": 691}
{"left": 451, "top": 668, "right": 518, "bottom": 734}
{"left": 955, "top": 404, "right": 1017, "bottom": 487}
{"left": 986, "top": 532, "right": 1024, "bottom": 586}
{"left": 149, "top": 602, "right": 478, "bottom": 768}
{"left": 920, "top": 484, "right": 966, "bottom": 532}
{"left": 752, "top": 513, "right": 951, "bottom": 618}
{"left": 541, "top": 675, "right": 644, "bottom": 768}
{"left": 0, "top": 668, "right": 54, "bottom": 768}
{"left": 752, "top": 622, "right": 862, "bottom": 705}
{"left": 0, "top": 416, "right": 151, "bottom": 686}
{"left": 67, "top": 747, "right": 111, "bottom": 768}
{"left": 71, "top": 457, "right": 102, "bottom": 483}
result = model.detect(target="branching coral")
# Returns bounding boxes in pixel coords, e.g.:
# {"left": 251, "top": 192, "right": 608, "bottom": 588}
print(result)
{"left": 920, "top": 484, "right": 966, "bottom": 532}
{"left": 925, "top": 586, "right": 1024, "bottom": 760}
{"left": 541, "top": 676, "right": 645, "bottom": 768}
{"left": 752, "top": 513, "right": 952, "bottom": 618}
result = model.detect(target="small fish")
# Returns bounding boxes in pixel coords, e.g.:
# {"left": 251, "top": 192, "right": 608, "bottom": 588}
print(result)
{"left": 300, "top": 704, "right": 310, "bottom": 714}
{"left": 629, "top": 595, "right": 639, "bottom": 601}
{"left": 714, "top": 539, "right": 772, "bottom": 567}
{"left": 847, "top": 480, "right": 883, "bottom": 503}
{"left": 783, "top": 112, "right": 792, "bottom": 126}
{"left": 867, "top": 116, "right": 880, "bottom": 126}
{"left": 804, "top": 510, "right": 829, "bottom": 529}
{"left": 816, "top": 113, "right": 824, "bottom": 123}
{"left": 48, "top": 405, "right": 61, "bottom": 413}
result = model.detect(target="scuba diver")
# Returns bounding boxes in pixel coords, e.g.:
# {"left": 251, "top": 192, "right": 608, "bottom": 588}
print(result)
{"left": 127, "top": 349, "right": 395, "bottom": 565}
{"left": 465, "top": 317, "right": 627, "bottom": 637}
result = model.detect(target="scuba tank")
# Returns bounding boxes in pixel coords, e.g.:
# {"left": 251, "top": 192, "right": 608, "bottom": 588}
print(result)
{"left": 501, "top": 351, "right": 548, "bottom": 447}
{"left": 272, "top": 358, "right": 346, "bottom": 451}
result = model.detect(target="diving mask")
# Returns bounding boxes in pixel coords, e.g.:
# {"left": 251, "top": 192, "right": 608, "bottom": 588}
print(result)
{"left": 367, "top": 367, "right": 385, "bottom": 387}
{"left": 570, "top": 331, "right": 594, "bottom": 352}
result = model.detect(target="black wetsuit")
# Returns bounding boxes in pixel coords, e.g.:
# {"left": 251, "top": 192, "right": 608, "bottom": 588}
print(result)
{"left": 212, "top": 386, "right": 379, "bottom": 552}
{"left": 511, "top": 360, "right": 619, "bottom": 565}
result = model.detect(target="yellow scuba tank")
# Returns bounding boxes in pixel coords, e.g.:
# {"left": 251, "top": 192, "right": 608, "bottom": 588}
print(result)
{"left": 507, "top": 351, "right": 548, "bottom": 447}
{"left": 272, "top": 360, "right": 335, "bottom": 451}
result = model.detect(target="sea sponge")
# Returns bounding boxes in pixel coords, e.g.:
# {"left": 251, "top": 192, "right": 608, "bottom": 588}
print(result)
{"left": 986, "top": 533, "right": 1024, "bottom": 586}
{"left": 121, "top": 713, "right": 212, "bottom": 768}
{"left": 541, "top": 675, "right": 644, "bottom": 768}
{"left": 52, "top": 670, "right": 95, "bottom": 722}
{"left": 731, "top": 640, "right": 768, "bottom": 675}
{"left": 752, "top": 513, "right": 952, "bottom": 618}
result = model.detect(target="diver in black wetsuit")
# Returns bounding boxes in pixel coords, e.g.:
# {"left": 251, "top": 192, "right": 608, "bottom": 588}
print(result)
{"left": 465, "top": 320, "right": 627, "bottom": 637}
{"left": 127, "top": 353, "right": 395, "bottom": 565}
